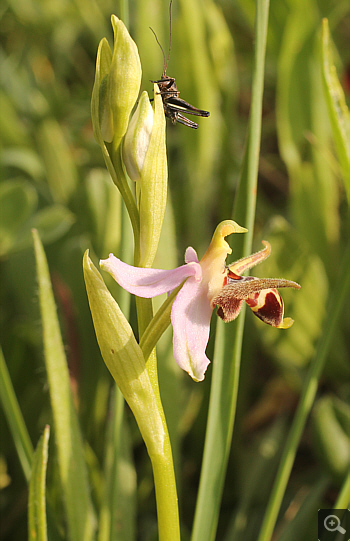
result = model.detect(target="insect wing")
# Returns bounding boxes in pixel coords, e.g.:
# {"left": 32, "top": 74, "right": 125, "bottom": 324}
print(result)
{"left": 165, "top": 96, "right": 210, "bottom": 118}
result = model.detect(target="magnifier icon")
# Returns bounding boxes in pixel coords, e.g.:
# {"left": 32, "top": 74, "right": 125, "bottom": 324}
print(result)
{"left": 324, "top": 514, "right": 346, "bottom": 534}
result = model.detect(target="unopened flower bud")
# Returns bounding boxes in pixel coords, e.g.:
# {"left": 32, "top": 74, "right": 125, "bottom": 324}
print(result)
{"left": 123, "top": 91, "right": 154, "bottom": 181}
{"left": 108, "top": 16, "right": 142, "bottom": 141}
{"left": 91, "top": 16, "right": 142, "bottom": 145}
{"left": 138, "top": 86, "right": 167, "bottom": 268}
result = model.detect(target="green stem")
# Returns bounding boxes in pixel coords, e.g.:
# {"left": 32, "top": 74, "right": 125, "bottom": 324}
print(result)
{"left": 103, "top": 140, "right": 140, "bottom": 253}
{"left": 138, "top": 343, "right": 180, "bottom": 541}
{"left": 150, "top": 440, "right": 181, "bottom": 541}
{"left": 118, "top": 155, "right": 180, "bottom": 540}
{"left": 257, "top": 244, "right": 350, "bottom": 541}
{"left": 102, "top": 100, "right": 179, "bottom": 540}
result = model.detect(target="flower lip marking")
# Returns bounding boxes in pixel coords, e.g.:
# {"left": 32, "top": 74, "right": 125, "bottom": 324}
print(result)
{"left": 213, "top": 241, "right": 301, "bottom": 329}
{"left": 149, "top": 0, "right": 210, "bottom": 129}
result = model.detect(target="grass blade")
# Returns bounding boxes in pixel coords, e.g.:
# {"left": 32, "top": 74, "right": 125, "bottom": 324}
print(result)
{"left": 277, "top": 475, "right": 329, "bottom": 541}
{"left": 0, "top": 346, "right": 33, "bottom": 481}
{"left": 190, "top": 2, "right": 271, "bottom": 540}
{"left": 98, "top": 388, "right": 136, "bottom": 541}
{"left": 32, "top": 229, "right": 96, "bottom": 541}
{"left": 257, "top": 244, "right": 350, "bottom": 541}
{"left": 28, "top": 425, "right": 50, "bottom": 541}
{"left": 335, "top": 471, "right": 350, "bottom": 509}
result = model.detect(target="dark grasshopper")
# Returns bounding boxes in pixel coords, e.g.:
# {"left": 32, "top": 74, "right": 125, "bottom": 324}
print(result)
{"left": 151, "top": 72, "right": 210, "bottom": 129}
{"left": 150, "top": 1, "right": 210, "bottom": 129}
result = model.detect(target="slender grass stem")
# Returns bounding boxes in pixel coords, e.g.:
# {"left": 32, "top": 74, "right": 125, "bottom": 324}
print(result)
{"left": 190, "top": 2, "right": 270, "bottom": 540}
{"left": 257, "top": 244, "right": 350, "bottom": 541}
{"left": 0, "top": 347, "right": 33, "bottom": 481}
{"left": 335, "top": 471, "right": 350, "bottom": 509}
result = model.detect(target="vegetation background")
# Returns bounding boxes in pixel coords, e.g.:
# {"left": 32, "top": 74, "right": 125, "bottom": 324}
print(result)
{"left": 0, "top": 0, "right": 349, "bottom": 540}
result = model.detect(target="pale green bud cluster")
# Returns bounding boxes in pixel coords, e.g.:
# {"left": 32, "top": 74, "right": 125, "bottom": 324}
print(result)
{"left": 87, "top": 17, "right": 168, "bottom": 421}
{"left": 91, "top": 15, "right": 168, "bottom": 269}
{"left": 91, "top": 16, "right": 142, "bottom": 145}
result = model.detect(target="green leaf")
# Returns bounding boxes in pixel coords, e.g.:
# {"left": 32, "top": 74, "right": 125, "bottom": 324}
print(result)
{"left": 37, "top": 118, "right": 79, "bottom": 203}
{"left": 0, "top": 180, "right": 38, "bottom": 256}
{"left": 85, "top": 251, "right": 180, "bottom": 541}
{"left": 32, "top": 230, "right": 96, "bottom": 541}
{"left": 321, "top": 18, "right": 350, "bottom": 200}
{"left": 29, "top": 205, "right": 75, "bottom": 244}
{"left": 6, "top": 205, "right": 75, "bottom": 254}
{"left": 0, "top": 90, "right": 29, "bottom": 146}
{"left": 28, "top": 425, "right": 50, "bottom": 541}
{"left": 0, "top": 178, "right": 74, "bottom": 254}
{"left": 1, "top": 147, "right": 45, "bottom": 180}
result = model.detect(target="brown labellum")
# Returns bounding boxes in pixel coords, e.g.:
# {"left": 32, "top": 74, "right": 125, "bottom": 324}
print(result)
{"left": 213, "top": 276, "right": 300, "bottom": 326}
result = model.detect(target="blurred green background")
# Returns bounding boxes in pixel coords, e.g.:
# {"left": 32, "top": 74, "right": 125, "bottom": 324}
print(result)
{"left": 0, "top": 0, "right": 349, "bottom": 540}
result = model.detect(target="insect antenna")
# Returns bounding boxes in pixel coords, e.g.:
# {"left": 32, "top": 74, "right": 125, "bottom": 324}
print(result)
{"left": 149, "top": 0, "right": 173, "bottom": 77}
{"left": 149, "top": 27, "right": 167, "bottom": 76}
{"left": 163, "top": 0, "right": 173, "bottom": 77}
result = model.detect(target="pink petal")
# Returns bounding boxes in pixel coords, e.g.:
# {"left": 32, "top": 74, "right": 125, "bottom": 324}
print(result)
{"left": 100, "top": 254, "right": 202, "bottom": 297}
{"left": 185, "top": 246, "right": 199, "bottom": 264}
{"left": 171, "top": 278, "right": 213, "bottom": 381}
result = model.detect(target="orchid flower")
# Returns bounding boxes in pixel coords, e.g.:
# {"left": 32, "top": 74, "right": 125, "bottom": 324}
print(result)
{"left": 100, "top": 220, "right": 300, "bottom": 382}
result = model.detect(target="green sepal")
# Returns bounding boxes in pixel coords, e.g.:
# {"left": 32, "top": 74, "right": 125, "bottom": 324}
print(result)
{"left": 91, "top": 37, "right": 113, "bottom": 145}
{"left": 138, "top": 85, "right": 167, "bottom": 267}
{"left": 83, "top": 251, "right": 165, "bottom": 457}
